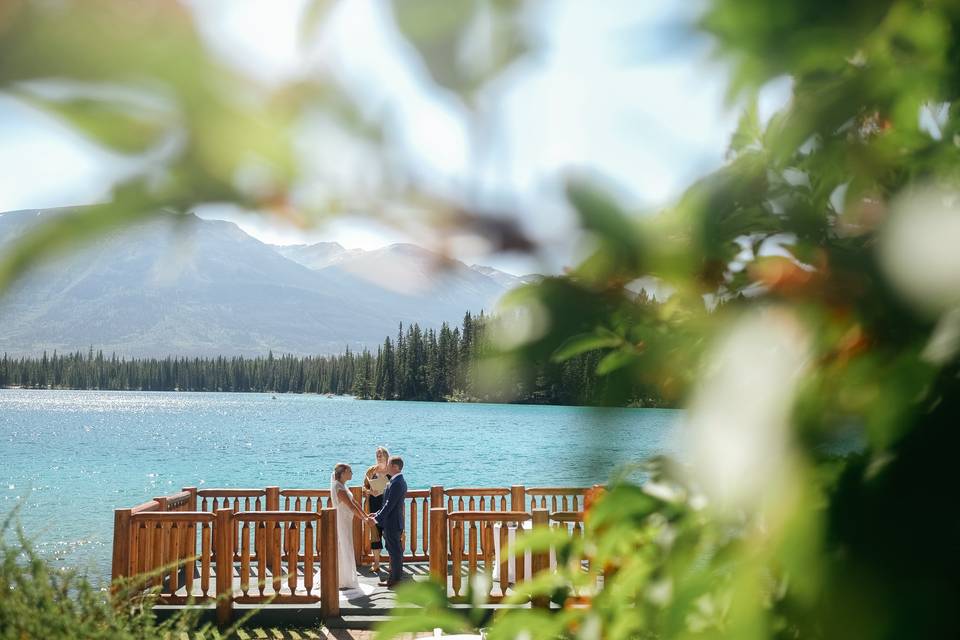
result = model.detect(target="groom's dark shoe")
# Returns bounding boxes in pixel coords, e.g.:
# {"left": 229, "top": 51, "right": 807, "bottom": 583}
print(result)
{"left": 378, "top": 580, "right": 398, "bottom": 588}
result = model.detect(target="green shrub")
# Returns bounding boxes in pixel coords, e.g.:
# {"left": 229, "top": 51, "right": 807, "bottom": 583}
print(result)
{"left": 0, "top": 508, "right": 209, "bottom": 640}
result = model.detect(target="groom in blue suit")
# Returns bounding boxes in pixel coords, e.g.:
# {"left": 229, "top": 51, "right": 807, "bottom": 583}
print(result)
{"left": 370, "top": 456, "right": 407, "bottom": 587}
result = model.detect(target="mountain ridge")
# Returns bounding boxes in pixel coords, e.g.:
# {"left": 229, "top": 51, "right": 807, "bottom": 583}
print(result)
{"left": 0, "top": 209, "right": 529, "bottom": 357}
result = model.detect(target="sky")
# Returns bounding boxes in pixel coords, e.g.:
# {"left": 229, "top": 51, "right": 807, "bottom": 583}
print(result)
{"left": 0, "top": 0, "right": 785, "bottom": 275}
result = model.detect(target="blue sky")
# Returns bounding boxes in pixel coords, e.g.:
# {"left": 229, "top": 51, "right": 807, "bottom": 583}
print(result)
{"left": 0, "top": 0, "right": 784, "bottom": 275}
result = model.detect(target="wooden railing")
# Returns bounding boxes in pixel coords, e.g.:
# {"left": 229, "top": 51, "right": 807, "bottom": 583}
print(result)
{"left": 548, "top": 510, "right": 595, "bottom": 602}
{"left": 127, "top": 511, "right": 214, "bottom": 604}
{"left": 444, "top": 487, "right": 513, "bottom": 512}
{"left": 361, "top": 488, "right": 433, "bottom": 563}
{"left": 112, "top": 486, "right": 199, "bottom": 588}
{"left": 197, "top": 488, "right": 266, "bottom": 512}
{"left": 232, "top": 511, "right": 326, "bottom": 605}
{"left": 280, "top": 488, "right": 333, "bottom": 511}
{"left": 527, "top": 487, "right": 589, "bottom": 512}
{"left": 112, "top": 483, "right": 602, "bottom": 624}
{"left": 437, "top": 510, "right": 534, "bottom": 601}
{"left": 114, "top": 505, "right": 341, "bottom": 625}
{"left": 550, "top": 510, "right": 586, "bottom": 536}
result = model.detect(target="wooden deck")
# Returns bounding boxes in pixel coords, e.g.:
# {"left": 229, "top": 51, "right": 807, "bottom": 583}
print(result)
{"left": 154, "top": 560, "right": 539, "bottom": 629}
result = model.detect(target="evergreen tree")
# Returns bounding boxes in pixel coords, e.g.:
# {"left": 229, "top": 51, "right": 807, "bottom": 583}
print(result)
{"left": 0, "top": 307, "right": 670, "bottom": 406}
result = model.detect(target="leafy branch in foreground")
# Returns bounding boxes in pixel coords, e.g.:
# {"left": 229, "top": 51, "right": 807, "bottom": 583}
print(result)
{"left": 0, "top": 503, "right": 273, "bottom": 639}
{"left": 454, "top": 1, "right": 960, "bottom": 638}
{"left": 0, "top": 507, "right": 202, "bottom": 639}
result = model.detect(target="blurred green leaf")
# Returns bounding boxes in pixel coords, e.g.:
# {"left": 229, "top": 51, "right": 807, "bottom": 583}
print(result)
{"left": 729, "top": 95, "right": 762, "bottom": 155}
{"left": 375, "top": 580, "right": 471, "bottom": 640}
{"left": 17, "top": 91, "right": 173, "bottom": 154}
{"left": 595, "top": 349, "right": 639, "bottom": 376}
{"left": 389, "top": 0, "right": 527, "bottom": 101}
{"left": 567, "top": 179, "right": 647, "bottom": 284}
{"left": 512, "top": 525, "right": 572, "bottom": 555}
{"left": 552, "top": 328, "right": 623, "bottom": 362}
{"left": 0, "top": 183, "right": 162, "bottom": 293}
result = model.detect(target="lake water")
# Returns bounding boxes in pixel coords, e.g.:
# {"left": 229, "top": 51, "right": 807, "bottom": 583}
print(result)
{"left": 1, "top": 389, "right": 680, "bottom": 583}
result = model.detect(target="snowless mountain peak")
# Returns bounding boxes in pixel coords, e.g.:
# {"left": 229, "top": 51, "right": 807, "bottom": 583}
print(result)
{"left": 0, "top": 209, "right": 531, "bottom": 357}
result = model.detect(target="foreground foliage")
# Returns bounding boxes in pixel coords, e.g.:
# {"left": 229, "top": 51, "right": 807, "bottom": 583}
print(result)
{"left": 388, "top": 0, "right": 960, "bottom": 638}
{"left": 0, "top": 510, "right": 207, "bottom": 639}
{"left": 2, "top": 0, "right": 960, "bottom": 638}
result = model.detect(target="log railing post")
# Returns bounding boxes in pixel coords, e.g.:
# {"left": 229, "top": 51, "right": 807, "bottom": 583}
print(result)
{"left": 214, "top": 508, "right": 233, "bottom": 627}
{"left": 531, "top": 509, "right": 549, "bottom": 609}
{"left": 319, "top": 507, "right": 340, "bottom": 618}
{"left": 350, "top": 486, "right": 364, "bottom": 565}
{"left": 183, "top": 487, "right": 198, "bottom": 564}
{"left": 429, "top": 507, "right": 448, "bottom": 588}
{"left": 153, "top": 496, "right": 168, "bottom": 511}
{"left": 265, "top": 486, "right": 280, "bottom": 511}
{"left": 511, "top": 485, "right": 525, "bottom": 512}
{"left": 429, "top": 486, "right": 444, "bottom": 556}
{"left": 587, "top": 483, "right": 604, "bottom": 511}
{"left": 183, "top": 487, "right": 198, "bottom": 510}
{"left": 264, "top": 486, "right": 280, "bottom": 567}
{"left": 111, "top": 508, "right": 132, "bottom": 590}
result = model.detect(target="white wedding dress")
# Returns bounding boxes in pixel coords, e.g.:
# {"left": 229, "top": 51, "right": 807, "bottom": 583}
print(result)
{"left": 330, "top": 478, "right": 360, "bottom": 589}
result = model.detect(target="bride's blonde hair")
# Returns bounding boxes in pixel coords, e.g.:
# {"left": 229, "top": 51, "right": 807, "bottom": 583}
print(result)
{"left": 333, "top": 463, "right": 351, "bottom": 481}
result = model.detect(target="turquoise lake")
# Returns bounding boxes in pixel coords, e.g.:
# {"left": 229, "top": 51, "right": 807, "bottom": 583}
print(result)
{"left": 0, "top": 389, "right": 680, "bottom": 583}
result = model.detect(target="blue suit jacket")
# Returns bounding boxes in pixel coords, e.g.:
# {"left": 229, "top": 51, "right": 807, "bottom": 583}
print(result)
{"left": 374, "top": 473, "right": 407, "bottom": 533}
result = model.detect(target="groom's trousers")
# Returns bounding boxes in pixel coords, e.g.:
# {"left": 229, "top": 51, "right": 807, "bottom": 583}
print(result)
{"left": 383, "top": 527, "right": 403, "bottom": 583}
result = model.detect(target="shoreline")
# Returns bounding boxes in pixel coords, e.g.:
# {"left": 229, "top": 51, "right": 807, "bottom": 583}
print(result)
{"left": 0, "top": 386, "right": 676, "bottom": 409}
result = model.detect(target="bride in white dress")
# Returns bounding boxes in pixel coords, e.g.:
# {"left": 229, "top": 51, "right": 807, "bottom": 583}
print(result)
{"left": 330, "top": 463, "right": 367, "bottom": 590}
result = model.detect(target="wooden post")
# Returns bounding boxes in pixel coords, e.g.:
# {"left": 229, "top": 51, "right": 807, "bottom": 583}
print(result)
{"left": 429, "top": 508, "right": 448, "bottom": 588}
{"left": 351, "top": 486, "right": 364, "bottom": 565}
{"left": 153, "top": 496, "right": 168, "bottom": 512}
{"left": 214, "top": 508, "right": 233, "bottom": 627}
{"left": 586, "top": 483, "right": 605, "bottom": 511}
{"left": 111, "top": 508, "right": 132, "bottom": 590}
{"left": 265, "top": 486, "right": 280, "bottom": 511}
{"left": 428, "top": 486, "right": 443, "bottom": 557}
{"left": 319, "top": 508, "right": 340, "bottom": 618}
{"left": 183, "top": 487, "right": 198, "bottom": 566}
{"left": 183, "top": 487, "right": 198, "bottom": 510}
{"left": 510, "top": 485, "right": 525, "bottom": 512}
{"left": 531, "top": 509, "right": 549, "bottom": 609}
{"left": 264, "top": 486, "right": 280, "bottom": 568}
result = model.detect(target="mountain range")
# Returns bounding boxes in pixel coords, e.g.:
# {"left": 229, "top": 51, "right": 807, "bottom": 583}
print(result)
{"left": 0, "top": 209, "right": 538, "bottom": 357}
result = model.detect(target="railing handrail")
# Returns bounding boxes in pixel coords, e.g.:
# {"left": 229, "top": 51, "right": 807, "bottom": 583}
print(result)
{"left": 163, "top": 489, "right": 192, "bottom": 502}
{"left": 280, "top": 489, "right": 330, "bottom": 497}
{"left": 131, "top": 511, "right": 214, "bottom": 522}
{"left": 448, "top": 510, "right": 531, "bottom": 522}
{"left": 197, "top": 488, "right": 266, "bottom": 497}
{"left": 550, "top": 511, "right": 585, "bottom": 522}
{"left": 129, "top": 484, "right": 597, "bottom": 513}
{"left": 130, "top": 500, "right": 160, "bottom": 514}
